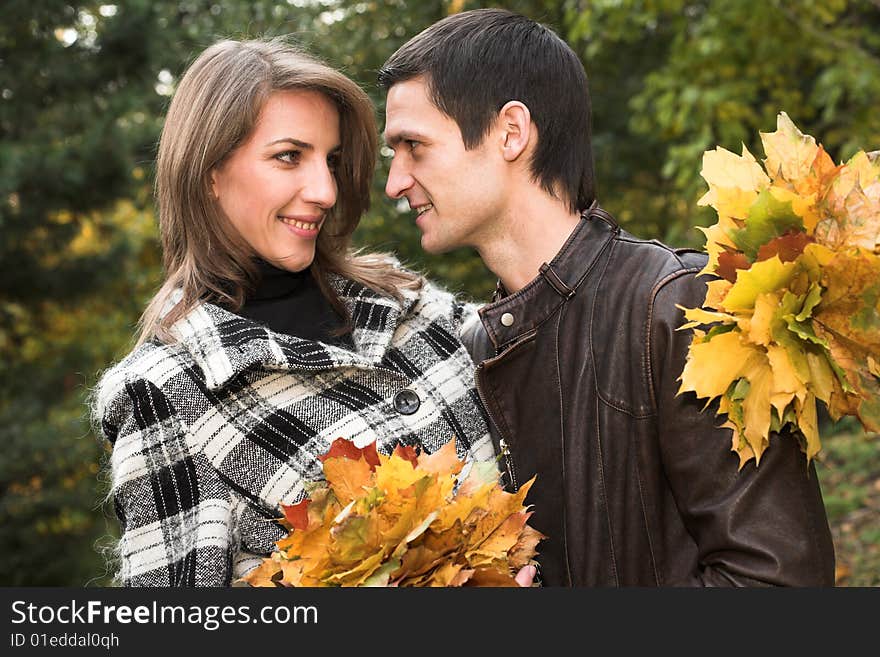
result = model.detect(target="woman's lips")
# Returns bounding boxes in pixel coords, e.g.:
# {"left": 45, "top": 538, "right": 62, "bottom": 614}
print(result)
{"left": 278, "top": 215, "right": 323, "bottom": 238}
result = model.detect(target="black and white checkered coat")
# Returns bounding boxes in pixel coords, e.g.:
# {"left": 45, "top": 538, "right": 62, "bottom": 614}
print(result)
{"left": 94, "top": 274, "right": 494, "bottom": 586}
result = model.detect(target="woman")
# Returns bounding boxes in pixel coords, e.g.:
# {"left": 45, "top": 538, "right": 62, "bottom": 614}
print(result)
{"left": 92, "top": 37, "right": 497, "bottom": 586}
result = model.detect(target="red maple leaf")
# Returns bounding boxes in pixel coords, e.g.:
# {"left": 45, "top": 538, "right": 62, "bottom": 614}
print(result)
{"left": 280, "top": 499, "right": 310, "bottom": 531}
{"left": 318, "top": 437, "right": 381, "bottom": 469}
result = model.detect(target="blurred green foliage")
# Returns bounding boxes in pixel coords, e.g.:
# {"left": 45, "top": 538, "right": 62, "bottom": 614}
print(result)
{"left": 1, "top": 0, "right": 878, "bottom": 586}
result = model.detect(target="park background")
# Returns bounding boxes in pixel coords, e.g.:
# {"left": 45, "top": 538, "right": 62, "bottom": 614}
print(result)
{"left": 1, "top": 0, "right": 878, "bottom": 586}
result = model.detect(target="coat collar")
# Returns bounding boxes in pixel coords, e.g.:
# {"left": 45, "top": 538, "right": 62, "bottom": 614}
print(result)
{"left": 478, "top": 202, "right": 619, "bottom": 350}
{"left": 166, "top": 273, "right": 420, "bottom": 389}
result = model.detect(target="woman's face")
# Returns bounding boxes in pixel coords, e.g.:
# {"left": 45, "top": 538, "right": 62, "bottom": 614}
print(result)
{"left": 211, "top": 90, "right": 340, "bottom": 272}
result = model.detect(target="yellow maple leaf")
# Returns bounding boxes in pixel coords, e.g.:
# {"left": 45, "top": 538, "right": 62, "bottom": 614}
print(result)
{"left": 741, "top": 363, "right": 773, "bottom": 463}
{"left": 748, "top": 291, "right": 780, "bottom": 346}
{"left": 375, "top": 450, "right": 430, "bottom": 495}
{"left": 468, "top": 510, "right": 530, "bottom": 568}
{"left": 766, "top": 343, "right": 806, "bottom": 398}
{"left": 815, "top": 250, "right": 880, "bottom": 353}
{"left": 796, "top": 394, "right": 822, "bottom": 462}
{"left": 678, "top": 330, "right": 765, "bottom": 402}
{"left": 466, "top": 478, "right": 535, "bottom": 550}
{"left": 699, "top": 145, "right": 769, "bottom": 208}
{"left": 721, "top": 255, "right": 798, "bottom": 311}
{"left": 760, "top": 112, "right": 819, "bottom": 184}
{"left": 242, "top": 556, "right": 283, "bottom": 588}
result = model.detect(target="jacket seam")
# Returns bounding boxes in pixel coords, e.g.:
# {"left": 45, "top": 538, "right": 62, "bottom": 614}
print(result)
{"left": 587, "top": 252, "right": 619, "bottom": 585}
{"left": 554, "top": 306, "right": 573, "bottom": 586}
{"left": 799, "top": 460, "right": 832, "bottom": 585}
{"left": 641, "top": 263, "right": 702, "bottom": 587}
{"left": 595, "top": 393, "right": 619, "bottom": 585}
{"left": 633, "top": 433, "right": 660, "bottom": 585}
{"left": 644, "top": 266, "right": 703, "bottom": 412}
{"left": 588, "top": 239, "right": 654, "bottom": 419}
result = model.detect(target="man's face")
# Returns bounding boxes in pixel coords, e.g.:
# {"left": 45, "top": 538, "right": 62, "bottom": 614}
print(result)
{"left": 383, "top": 77, "right": 506, "bottom": 254}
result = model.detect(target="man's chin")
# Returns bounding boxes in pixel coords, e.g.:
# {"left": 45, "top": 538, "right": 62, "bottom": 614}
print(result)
{"left": 420, "top": 234, "right": 455, "bottom": 255}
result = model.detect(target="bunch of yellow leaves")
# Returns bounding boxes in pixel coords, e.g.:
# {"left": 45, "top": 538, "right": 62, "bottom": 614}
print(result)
{"left": 241, "top": 437, "right": 544, "bottom": 587}
{"left": 678, "top": 111, "right": 880, "bottom": 468}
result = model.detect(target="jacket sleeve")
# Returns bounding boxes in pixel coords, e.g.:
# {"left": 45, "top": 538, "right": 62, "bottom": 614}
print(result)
{"left": 96, "top": 370, "right": 235, "bottom": 587}
{"left": 650, "top": 269, "right": 836, "bottom": 586}
{"left": 459, "top": 301, "right": 486, "bottom": 361}
{"left": 416, "top": 279, "right": 486, "bottom": 358}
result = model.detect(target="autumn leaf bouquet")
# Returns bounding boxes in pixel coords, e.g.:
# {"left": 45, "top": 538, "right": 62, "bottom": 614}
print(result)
{"left": 241, "top": 437, "right": 544, "bottom": 587}
{"left": 678, "top": 111, "right": 880, "bottom": 467}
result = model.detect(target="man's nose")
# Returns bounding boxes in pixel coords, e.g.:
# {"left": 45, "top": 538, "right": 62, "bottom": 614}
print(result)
{"left": 385, "top": 156, "right": 414, "bottom": 199}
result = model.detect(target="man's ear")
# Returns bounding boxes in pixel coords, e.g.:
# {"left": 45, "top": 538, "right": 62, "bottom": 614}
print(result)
{"left": 497, "top": 100, "right": 532, "bottom": 162}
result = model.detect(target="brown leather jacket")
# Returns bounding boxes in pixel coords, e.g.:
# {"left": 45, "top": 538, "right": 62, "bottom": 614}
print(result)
{"left": 463, "top": 204, "right": 835, "bottom": 586}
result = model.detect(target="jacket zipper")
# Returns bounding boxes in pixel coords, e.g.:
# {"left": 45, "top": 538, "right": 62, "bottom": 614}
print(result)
{"left": 498, "top": 437, "right": 518, "bottom": 491}
{"left": 474, "top": 361, "right": 518, "bottom": 490}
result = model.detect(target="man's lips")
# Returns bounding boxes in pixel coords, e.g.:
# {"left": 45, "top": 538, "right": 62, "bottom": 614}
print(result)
{"left": 411, "top": 203, "right": 433, "bottom": 217}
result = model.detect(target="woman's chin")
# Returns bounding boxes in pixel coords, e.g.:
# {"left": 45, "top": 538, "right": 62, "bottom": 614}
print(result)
{"left": 266, "top": 251, "right": 316, "bottom": 273}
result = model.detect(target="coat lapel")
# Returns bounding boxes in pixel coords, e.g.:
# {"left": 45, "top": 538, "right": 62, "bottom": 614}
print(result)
{"left": 167, "top": 275, "right": 420, "bottom": 390}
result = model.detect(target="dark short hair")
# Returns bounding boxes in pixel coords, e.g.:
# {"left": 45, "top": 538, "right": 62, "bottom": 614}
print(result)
{"left": 378, "top": 8, "right": 594, "bottom": 213}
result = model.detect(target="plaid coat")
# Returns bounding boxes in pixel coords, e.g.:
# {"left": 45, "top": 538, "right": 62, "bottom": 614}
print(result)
{"left": 94, "top": 274, "right": 494, "bottom": 586}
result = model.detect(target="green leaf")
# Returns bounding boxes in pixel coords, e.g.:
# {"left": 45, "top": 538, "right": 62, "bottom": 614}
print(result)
{"left": 727, "top": 189, "right": 804, "bottom": 260}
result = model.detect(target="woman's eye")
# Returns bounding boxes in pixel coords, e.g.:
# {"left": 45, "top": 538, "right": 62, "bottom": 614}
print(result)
{"left": 275, "top": 150, "right": 301, "bottom": 165}
{"left": 327, "top": 153, "right": 340, "bottom": 172}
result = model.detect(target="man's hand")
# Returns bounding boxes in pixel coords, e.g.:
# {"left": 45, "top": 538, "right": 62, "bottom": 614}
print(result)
{"left": 515, "top": 564, "right": 538, "bottom": 587}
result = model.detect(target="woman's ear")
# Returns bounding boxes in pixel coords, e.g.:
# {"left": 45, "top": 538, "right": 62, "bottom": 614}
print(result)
{"left": 210, "top": 169, "right": 220, "bottom": 200}
{"left": 497, "top": 100, "right": 532, "bottom": 162}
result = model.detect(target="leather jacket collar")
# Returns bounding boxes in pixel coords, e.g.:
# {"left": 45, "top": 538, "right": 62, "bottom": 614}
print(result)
{"left": 479, "top": 201, "right": 620, "bottom": 351}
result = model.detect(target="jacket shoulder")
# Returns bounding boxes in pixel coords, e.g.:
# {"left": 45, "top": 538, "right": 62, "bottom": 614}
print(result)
{"left": 92, "top": 340, "right": 193, "bottom": 443}
{"left": 596, "top": 232, "right": 709, "bottom": 322}
{"left": 408, "top": 276, "right": 478, "bottom": 337}
{"left": 589, "top": 232, "right": 709, "bottom": 415}
{"left": 613, "top": 231, "right": 707, "bottom": 282}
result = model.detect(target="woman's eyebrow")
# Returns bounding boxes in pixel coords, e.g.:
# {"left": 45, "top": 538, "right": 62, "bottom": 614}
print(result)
{"left": 265, "top": 137, "right": 312, "bottom": 149}
{"left": 265, "top": 138, "right": 342, "bottom": 152}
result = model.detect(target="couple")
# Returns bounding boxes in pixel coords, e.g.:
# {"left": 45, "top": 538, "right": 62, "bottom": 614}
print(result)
{"left": 94, "top": 9, "right": 834, "bottom": 587}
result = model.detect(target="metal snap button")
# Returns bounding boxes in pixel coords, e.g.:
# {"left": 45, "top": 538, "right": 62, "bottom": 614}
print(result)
{"left": 393, "top": 389, "right": 421, "bottom": 415}
{"left": 500, "top": 312, "right": 515, "bottom": 327}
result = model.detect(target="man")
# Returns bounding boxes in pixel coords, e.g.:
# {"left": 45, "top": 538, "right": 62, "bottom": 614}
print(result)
{"left": 378, "top": 8, "right": 835, "bottom": 586}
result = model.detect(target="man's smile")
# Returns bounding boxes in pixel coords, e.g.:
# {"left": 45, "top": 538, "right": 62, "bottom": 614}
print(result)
{"left": 413, "top": 202, "right": 433, "bottom": 217}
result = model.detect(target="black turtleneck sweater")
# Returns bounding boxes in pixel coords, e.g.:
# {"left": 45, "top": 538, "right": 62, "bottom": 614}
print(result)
{"left": 236, "top": 260, "right": 354, "bottom": 349}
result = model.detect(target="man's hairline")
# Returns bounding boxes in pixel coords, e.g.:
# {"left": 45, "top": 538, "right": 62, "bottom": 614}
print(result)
{"left": 382, "top": 72, "right": 539, "bottom": 154}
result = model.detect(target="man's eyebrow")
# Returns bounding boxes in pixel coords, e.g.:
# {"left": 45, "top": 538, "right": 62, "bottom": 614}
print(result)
{"left": 383, "top": 131, "right": 428, "bottom": 147}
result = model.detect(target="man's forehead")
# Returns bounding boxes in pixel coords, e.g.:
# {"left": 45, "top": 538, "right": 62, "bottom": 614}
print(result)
{"left": 383, "top": 79, "right": 451, "bottom": 143}
{"left": 386, "top": 76, "right": 432, "bottom": 105}
{"left": 385, "top": 80, "right": 431, "bottom": 120}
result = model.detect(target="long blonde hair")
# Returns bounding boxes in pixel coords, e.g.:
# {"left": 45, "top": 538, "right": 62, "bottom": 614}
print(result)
{"left": 137, "top": 37, "right": 421, "bottom": 346}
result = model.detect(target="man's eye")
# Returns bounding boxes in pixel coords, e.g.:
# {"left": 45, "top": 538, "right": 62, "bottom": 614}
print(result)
{"left": 405, "top": 140, "right": 419, "bottom": 151}
{"left": 275, "top": 150, "right": 301, "bottom": 165}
